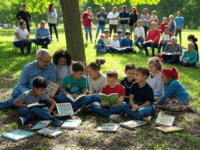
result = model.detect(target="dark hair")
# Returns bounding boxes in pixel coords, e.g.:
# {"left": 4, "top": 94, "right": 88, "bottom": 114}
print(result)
{"left": 104, "top": 29, "right": 110, "bottom": 33}
{"left": 48, "top": 3, "right": 54, "bottom": 12}
{"left": 122, "top": 5, "right": 127, "bottom": 11}
{"left": 136, "top": 67, "right": 150, "bottom": 78}
{"left": 19, "top": 21, "right": 26, "bottom": 26}
{"left": 33, "top": 77, "right": 47, "bottom": 89}
{"left": 23, "top": 3, "right": 26, "bottom": 7}
{"left": 53, "top": 49, "right": 71, "bottom": 66}
{"left": 87, "top": 58, "right": 105, "bottom": 71}
{"left": 188, "top": 35, "right": 198, "bottom": 43}
{"left": 107, "top": 69, "right": 118, "bottom": 78}
{"left": 125, "top": 63, "right": 136, "bottom": 71}
{"left": 117, "top": 30, "right": 122, "bottom": 34}
{"left": 72, "top": 61, "right": 85, "bottom": 72}
{"left": 125, "top": 31, "right": 131, "bottom": 35}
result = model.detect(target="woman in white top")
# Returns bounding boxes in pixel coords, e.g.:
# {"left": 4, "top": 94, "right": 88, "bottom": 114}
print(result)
{"left": 47, "top": 4, "right": 58, "bottom": 41}
{"left": 147, "top": 57, "right": 163, "bottom": 97}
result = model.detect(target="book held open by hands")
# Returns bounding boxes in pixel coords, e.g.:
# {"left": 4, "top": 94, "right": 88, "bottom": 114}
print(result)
{"left": 66, "top": 94, "right": 86, "bottom": 103}
{"left": 99, "top": 93, "right": 119, "bottom": 107}
{"left": 27, "top": 102, "right": 45, "bottom": 108}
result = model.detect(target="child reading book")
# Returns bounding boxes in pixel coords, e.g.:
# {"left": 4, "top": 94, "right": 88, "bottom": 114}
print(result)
{"left": 134, "top": 20, "right": 145, "bottom": 50}
{"left": 90, "top": 69, "right": 126, "bottom": 123}
{"left": 150, "top": 10, "right": 158, "bottom": 25}
{"left": 117, "top": 30, "right": 123, "bottom": 45}
{"left": 160, "top": 17, "right": 168, "bottom": 34}
{"left": 122, "top": 67, "right": 156, "bottom": 123}
{"left": 155, "top": 67, "right": 195, "bottom": 112}
{"left": 96, "top": 34, "right": 107, "bottom": 53}
{"left": 121, "top": 31, "right": 136, "bottom": 53}
{"left": 13, "top": 77, "right": 63, "bottom": 126}
{"left": 103, "top": 29, "right": 111, "bottom": 45}
{"left": 54, "top": 61, "right": 92, "bottom": 113}
{"left": 110, "top": 33, "right": 121, "bottom": 53}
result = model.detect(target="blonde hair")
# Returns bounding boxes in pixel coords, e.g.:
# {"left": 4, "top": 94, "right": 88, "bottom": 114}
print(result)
{"left": 113, "top": 33, "right": 118, "bottom": 37}
{"left": 151, "top": 21, "right": 157, "bottom": 26}
{"left": 107, "top": 69, "right": 118, "bottom": 78}
{"left": 147, "top": 57, "right": 162, "bottom": 72}
{"left": 169, "top": 15, "right": 174, "bottom": 19}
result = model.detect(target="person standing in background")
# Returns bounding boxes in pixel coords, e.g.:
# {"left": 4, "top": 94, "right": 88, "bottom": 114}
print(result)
{"left": 119, "top": 5, "right": 130, "bottom": 38}
{"left": 140, "top": 8, "right": 151, "bottom": 38}
{"left": 150, "top": 10, "right": 158, "bottom": 25}
{"left": 16, "top": 3, "right": 31, "bottom": 33}
{"left": 47, "top": 4, "right": 59, "bottom": 42}
{"left": 169, "top": 15, "right": 176, "bottom": 35}
{"left": 108, "top": 7, "right": 119, "bottom": 37}
{"left": 175, "top": 11, "right": 185, "bottom": 44}
{"left": 129, "top": 7, "right": 138, "bottom": 38}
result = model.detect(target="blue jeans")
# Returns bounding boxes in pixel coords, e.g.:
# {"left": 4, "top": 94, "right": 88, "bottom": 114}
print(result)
{"left": 158, "top": 41, "right": 167, "bottom": 53}
{"left": 134, "top": 38, "right": 144, "bottom": 50}
{"left": 154, "top": 92, "right": 162, "bottom": 97}
{"left": 143, "top": 26, "right": 148, "bottom": 38}
{"left": 162, "top": 54, "right": 180, "bottom": 63}
{"left": 84, "top": 26, "right": 92, "bottom": 42}
{"left": 96, "top": 24, "right": 105, "bottom": 39}
{"left": 175, "top": 30, "right": 182, "bottom": 44}
{"left": 180, "top": 61, "right": 196, "bottom": 67}
{"left": 31, "top": 38, "right": 51, "bottom": 49}
{"left": 96, "top": 48, "right": 107, "bottom": 53}
{"left": 143, "top": 42, "right": 158, "bottom": 56}
{"left": 122, "top": 102, "right": 156, "bottom": 120}
{"left": 13, "top": 40, "right": 32, "bottom": 54}
{"left": 91, "top": 95, "right": 101, "bottom": 103}
{"left": 120, "top": 24, "right": 128, "bottom": 38}
{"left": 90, "top": 102, "right": 123, "bottom": 118}
{"left": 54, "top": 94, "right": 92, "bottom": 111}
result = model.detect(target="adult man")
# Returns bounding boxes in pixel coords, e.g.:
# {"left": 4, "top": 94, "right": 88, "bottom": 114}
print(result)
{"left": 175, "top": 11, "right": 185, "bottom": 44}
{"left": 107, "top": 7, "right": 119, "bottom": 36}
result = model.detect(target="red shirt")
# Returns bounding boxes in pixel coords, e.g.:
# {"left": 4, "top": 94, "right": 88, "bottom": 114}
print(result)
{"left": 102, "top": 84, "right": 126, "bottom": 97}
{"left": 145, "top": 29, "right": 160, "bottom": 45}
{"left": 81, "top": 12, "right": 93, "bottom": 26}
{"left": 160, "top": 22, "right": 169, "bottom": 32}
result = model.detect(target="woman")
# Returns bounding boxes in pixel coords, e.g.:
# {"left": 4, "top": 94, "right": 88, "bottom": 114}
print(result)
{"left": 180, "top": 42, "right": 198, "bottom": 67}
{"left": 140, "top": 8, "right": 151, "bottom": 38}
{"left": 47, "top": 4, "right": 58, "bottom": 41}
{"left": 129, "top": 6, "right": 138, "bottom": 38}
{"left": 169, "top": 15, "right": 176, "bottom": 35}
{"left": 188, "top": 35, "right": 199, "bottom": 62}
{"left": 119, "top": 5, "right": 130, "bottom": 38}
{"left": 147, "top": 57, "right": 163, "bottom": 97}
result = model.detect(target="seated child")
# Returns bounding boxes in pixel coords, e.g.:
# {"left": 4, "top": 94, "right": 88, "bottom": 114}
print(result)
{"left": 122, "top": 67, "right": 156, "bottom": 122}
{"left": 134, "top": 20, "right": 145, "bottom": 50}
{"left": 117, "top": 29, "right": 123, "bottom": 45}
{"left": 121, "top": 31, "right": 136, "bottom": 53}
{"left": 110, "top": 33, "right": 120, "bottom": 53}
{"left": 103, "top": 29, "right": 111, "bottom": 45}
{"left": 96, "top": 34, "right": 107, "bottom": 53}
{"left": 155, "top": 67, "right": 195, "bottom": 112}
{"left": 90, "top": 69, "right": 126, "bottom": 123}
{"left": 160, "top": 17, "right": 168, "bottom": 34}
{"left": 13, "top": 77, "right": 63, "bottom": 126}
{"left": 150, "top": 10, "right": 159, "bottom": 25}
{"left": 54, "top": 61, "right": 92, "bottom": 113}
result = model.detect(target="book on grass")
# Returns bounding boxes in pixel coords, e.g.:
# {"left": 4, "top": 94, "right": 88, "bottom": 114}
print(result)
{"left": 61, "top": 119, "right": 82, "bottom": 129}
{"left": 45, "top": 81, "right": 60, "bottom": 97}
{"left": 155, "top": 111, "right": 175, "bottom": 126}
{"left": 66, "top": 94, "right": 86, "bottom": 103}
{"left": 120, "top": 120, "right": 147, "bottom": 129}
{"left": 37, "top": 128, "right": 63, "bottom": 138}
{"left": 161, "top": 52, "right": 174, "bottom": 55}
{"left": 0, "top": 129, "right": 34, "bottom": 142}
{"left": 55, "top": 103, "right": 74, "bottom": 117}
{"left": 97, "top": 123, "right": 120, "bottom": 132}
{"left": 99, "top": 93, "right": 119, "bottom": 107}
{"left": 30, "top": 120, "right": 52, "bottom": 130}
{"left": 156, "top": 126, "right": 183, "bottom": 133}
{"left": 27, "top": 102, "right": 45, "bottom": 108}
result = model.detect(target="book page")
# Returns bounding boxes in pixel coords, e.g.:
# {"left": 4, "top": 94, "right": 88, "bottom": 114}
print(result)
{"left": 66, "top": 94, "right": 76, "bottom": 102}
{"left": 76, "top": 95, "right": 86, "bottom": 101}
{"left": 99, "top": 94, "right": 110, "bottom": 105}
{"left": 108, "top": 93, "right": 119, "bottom": 107}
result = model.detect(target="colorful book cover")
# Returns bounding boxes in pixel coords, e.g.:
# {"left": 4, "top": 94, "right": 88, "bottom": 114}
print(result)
{"left": 99, "top": 93, "right": 119, "bottom": 107}
{"left": 156, "top": 126, "right": 183, "bottom": 133}
{"left": 109, "top": 94, "right": 119, "bottom": 107}
{"left": 155, "top": 111, "right": 175, "bottom": 126}
{"left": 97, "top": 123, "right": 120, "bottom": 132}
{"left": 120, "top": 120, "right": 147, "bottom": 129}
{"left": 37, "top": 128, "right": 63, "bottom": 138}
{"left": 55, "top": 103, "right": 74, "bottom": 117}
{"left": 1, "top": 129, "right": 34, "bottom": 142}
{"left": 61, "top": 119, "right": 82, "bottom": 129}
{"left": 99, "top": 94, "right": 110, "bottom": 105}
{"left": 45, "top": 81, "right": 60, "bottom": 97}
{"left": 30, "top": 120, "right": 52, "bottom": 130}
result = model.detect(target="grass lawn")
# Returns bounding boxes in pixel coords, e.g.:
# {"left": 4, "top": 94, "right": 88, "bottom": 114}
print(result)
{"left": 0, "top": 26, "right": 200, "bottom": 150}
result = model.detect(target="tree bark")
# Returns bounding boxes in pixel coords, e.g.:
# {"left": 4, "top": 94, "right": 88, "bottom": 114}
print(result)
{"left": 60, "top": 0, "right": 86, "bottom": 64}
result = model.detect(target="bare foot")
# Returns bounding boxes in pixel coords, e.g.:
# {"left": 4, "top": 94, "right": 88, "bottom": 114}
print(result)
{"left": 124, "top": 113, "right": 129, "bottom": 118}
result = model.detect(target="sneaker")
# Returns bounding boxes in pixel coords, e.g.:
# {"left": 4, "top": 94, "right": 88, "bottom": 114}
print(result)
{"left": 191, "top": 107, "right": 196, "bottom": 113}
{"left": 157, "top": 54, "right": 164, "bottom": 62}
{"left": 109, "top": 114, "right": 121, "bottom": 123}
{"left": 143, "top": 116, "right": 152, "bottom": 123}
{"left": 18, "top": 117, "right": 26, "bottom": 125}
{"left": 52, "top": 117, "right": 63, "bottom": 126}
{"left": 80, "top": 105, "right": 90, "bottom": 115}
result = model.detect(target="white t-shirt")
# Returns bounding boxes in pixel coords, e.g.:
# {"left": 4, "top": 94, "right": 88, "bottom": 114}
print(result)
{"left": 134, "top": 27, "right": 145, "bottom": 39}
{"left": 108, "top": 12, "right": 119, "bottom": 25}
{"left": 110, "top": 40, "right": 120, "bottom": 48}
{"left": 14, "top": 27, "right": 29, "bottom": 42}
{"left": 161, "top": 33, "right": 171, "bottom": 41}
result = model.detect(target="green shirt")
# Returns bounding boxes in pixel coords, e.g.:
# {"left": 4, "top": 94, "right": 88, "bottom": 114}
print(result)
{"left": 182, "top": 50, "right": 197, "bottom": 64}
{"left": 62, "top": 75, "right": 87, "bottom": 95}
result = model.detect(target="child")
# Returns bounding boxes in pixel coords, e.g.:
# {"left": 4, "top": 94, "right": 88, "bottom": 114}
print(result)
{"left": 103, "top": 29, "right": 111, "bottom": 45}
{"left": 120, "top": 63, "right": 136, "bottom": 103}
{"left": 13, "top": 77, "right": 63, "bottom": 126}
{"left": 96, "top": 34, "right": 107, "bottom": 53}
{"left": 134, "top": 20, "right": 145, "bottom": 50}
{"left": 155, "top": 67, "right": 195, "bottom": 112}
{"left": 53, "top": 49, "right": 73, "bottom": 94}
{"left": 150, "top": 10, "right": 158, "bottom": 25}
{"left": 169, "top": 15, "right": 176, "bottom": 35}
{"left": 54, "top": 61, "right": 92, "bottom": 113}
{"left": 121, "top": 32, "right": 136, "bottom": 53}
{"left": 122, "top": 67, "right": 156, "bottom": 122}
{"left": 117, "top": 29, "right": 123, "bottom": 45}
{"left": 90, "top": 69, "right": 126, "bottom": 123}
{"left": 110, "top": 33, "right": 120, "bottom": 52}
{"left": 157, "top": 25, "right": 172, "bottom": 53}
{"left": 160, "top": 17, "right": 168, "bottom": 34}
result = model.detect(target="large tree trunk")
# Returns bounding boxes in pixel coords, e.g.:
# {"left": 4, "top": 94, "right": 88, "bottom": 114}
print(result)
{"left": 60, "top": 0, "right": 86, "bottom": 64}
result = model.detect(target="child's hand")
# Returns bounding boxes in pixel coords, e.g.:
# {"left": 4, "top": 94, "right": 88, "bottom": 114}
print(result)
{"left": 101, "top": 104, "right": 109, "bottom": 107}
{"left": 154, "top": 97, "right": 160, "bottom": 102}
{"left": 72, "top": 94, "right": 78, "bottom": 98}
{"left": 132, "top": 105, "right": 140, "bottom": 111}
{"left": 117, "top": 99, "right": 123, "bottom": 105}
{"left": 154, "top": 102, "right": 158, "bottom": 106}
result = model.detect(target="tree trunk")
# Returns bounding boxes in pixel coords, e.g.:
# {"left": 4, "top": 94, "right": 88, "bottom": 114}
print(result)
{"left": 60, "top": 0, "right": 86, "bottom": 64}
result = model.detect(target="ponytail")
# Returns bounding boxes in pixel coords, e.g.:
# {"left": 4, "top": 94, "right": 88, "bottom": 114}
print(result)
{"left": 171, "top": 67, "right": 179, "bottom": 80}
{"left": 87, "top": 58, "right": 106, "bottom": 71}
{"left": 162, "top": 67, "right": 179, "bottom": 80}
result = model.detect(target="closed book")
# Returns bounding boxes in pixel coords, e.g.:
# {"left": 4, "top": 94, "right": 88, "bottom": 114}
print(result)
{"left": 97, "top": 123, "right": 120, "bottom": 132}
{"left": 120, "top": 120, "right": 147, "bottom": 129}
{"left": 61, "top": 119, "right": 82, "bottom": 129}
{"left": 37, "top": 128, "right": 62, "bottom": 138}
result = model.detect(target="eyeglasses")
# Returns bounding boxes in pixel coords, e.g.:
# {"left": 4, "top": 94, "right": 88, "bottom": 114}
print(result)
{"left": 40, "top": 59, "right": 51, "bottom": 64}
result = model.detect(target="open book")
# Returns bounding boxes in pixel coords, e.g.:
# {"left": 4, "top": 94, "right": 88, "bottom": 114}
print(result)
{"left": 162, "top": 52, "right": 174, "bottom": 55}
{"left": 143, "top": 40, "right": 153, "bottom": 44}
{"left": 99, "top": 93, "right": 119, "bottom": 107}
{"left": 30, "top": 120, "right": 52, "bottom": 131}
{"left": 55, "top": 103, "right": 74, "bottom": 117}
{"left": 66, "top": 94, "right": 86, "bottom": 103}
{"left": 27, "top": 102, "right": 45, "bottom": 108}
{"left": 115, "top": 47, "right": 127, "bottom": 51}
{"left": 40, "top": 35, "right": 50, "bottom": 39}
{"left": 155, "top": 111, "right": 175, "bottom": 126}
{"left": 45, "top": 81, "right": 60, "bottom": 97}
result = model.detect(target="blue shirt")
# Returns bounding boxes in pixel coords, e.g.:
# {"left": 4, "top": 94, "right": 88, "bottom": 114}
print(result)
{"left": 36, "top": 27, "right": 50, "bottom": 39}
{"left": 129, "top": 13, "right": 138, "bottom": 26}
{"left": 157, "top": 78, "right": 189, "bottom": 105}
{"left": 96, "top": 12, "right": 107, "bottom": 25}
{"left": 14, "top": 61, "right": 55, "bottom": 94}
{"left": 118, "top": 38, "right": 122, "bottom": 46}
{"left": 121, "top": 38, "right": 133, "bottom": 47}
{"left": 119, "top": 11, "right": 129, "bottom": 24}
{"left": 96, "top": 39, "right": 107, "bottom": 51}
{"left": 175, "top": 16, "right": 185, "bottom": 30}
